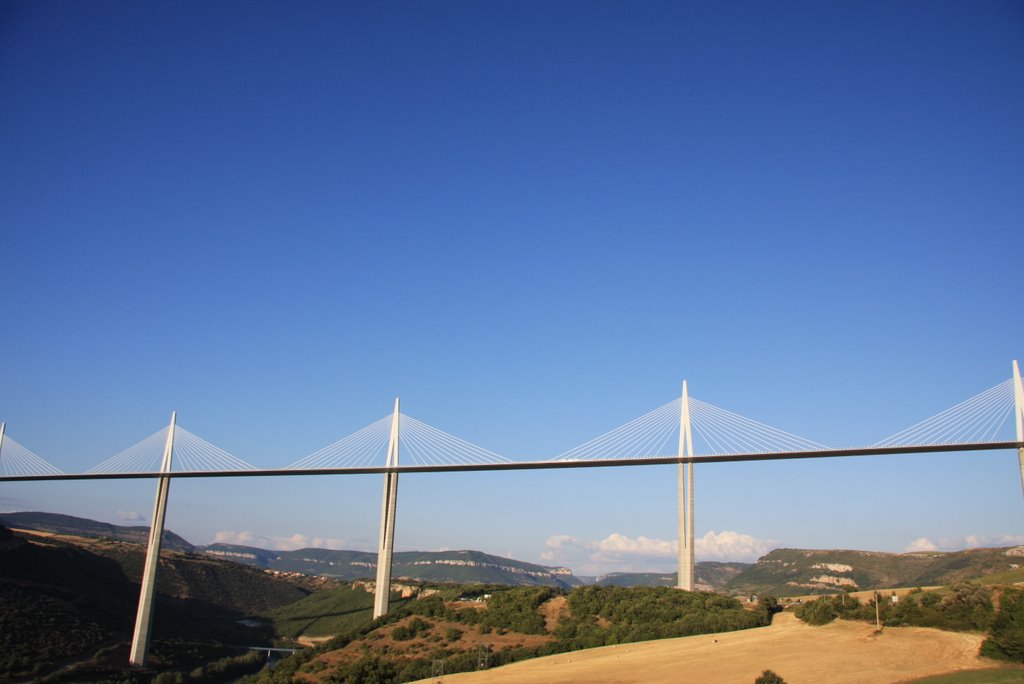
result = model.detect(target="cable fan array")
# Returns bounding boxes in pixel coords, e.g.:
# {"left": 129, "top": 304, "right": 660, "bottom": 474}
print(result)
{"left": 285, "top": 416, "right": 392, "bottom": 469}
{"left": 285, "top": 413, "right": 512, "bottom": 469}
{"left": 548, "top": 396, "right": 829, "bottom": 461}
{"left": 0, "top": 434, "right": 63, "bottom": 476}
{"left": 689, "top": 398, "right": 829, "bottom": 454}
{"left": 87, "top": 426, "right": 256, "bottom": 473}
{"left": 551, "top": 398, "right": 682, "bottom": 461}
{"left": 399, "top": 414, "right": 512, "bottom": 466}
{"left": 872, "top": 378, "right": 1016, "bottom": 447}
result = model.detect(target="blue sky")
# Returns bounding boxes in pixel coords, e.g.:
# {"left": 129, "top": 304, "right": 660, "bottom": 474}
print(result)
{"left": 1, "top": 1, "right": 1023, "bottom": 576}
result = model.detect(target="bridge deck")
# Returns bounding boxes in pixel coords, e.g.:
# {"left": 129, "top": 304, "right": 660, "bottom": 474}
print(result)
{"left": 0, "top": 441, "right": 1020, "bottom": 482}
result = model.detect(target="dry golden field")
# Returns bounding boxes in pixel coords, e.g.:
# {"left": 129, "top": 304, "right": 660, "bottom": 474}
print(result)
{"left": 419, "top": 612, "right": 1015, "bottom": 684}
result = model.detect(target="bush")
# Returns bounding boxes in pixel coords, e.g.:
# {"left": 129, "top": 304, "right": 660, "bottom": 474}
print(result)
{"left": 392, "top": 616, "right": 432, "bottom": 641}
{"left": 755, "top": 670, "right": 786, "bottom": 683}
{"left": 795, "top": 598, "right": 838, "bottom": 625}
{"left": 981, "top": 588, "right": 1024, "bottom": 662}
{"left": 330, "top": 654, "right": 397, "bottom": 684}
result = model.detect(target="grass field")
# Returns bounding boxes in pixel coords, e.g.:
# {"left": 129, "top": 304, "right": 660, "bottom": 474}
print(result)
{"left": 265, "top": 585, "right": 412, "bottom": 638}
{"left": 975, "top": 567, "right": 1024, "bottom": 586}
{"left": 417, "top": 613, "right": 1020, "bottom": 684}
{"left": 905, "top": 669, "right": 1024, "bottom": 683}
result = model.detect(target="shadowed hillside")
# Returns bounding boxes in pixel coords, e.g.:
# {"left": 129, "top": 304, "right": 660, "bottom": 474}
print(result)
{"left": 0, "top": 525, "right": 329, "bottom": 681}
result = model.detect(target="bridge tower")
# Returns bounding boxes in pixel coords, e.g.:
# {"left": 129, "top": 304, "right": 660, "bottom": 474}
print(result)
{"left": 0, "top": 422, "right": 6, "bottom": 464}
{"left": 677, "top": 381, "right": 695, "bottom": 591}
{"left": 129, "top": 411, "right": 176, "bottom": 667}
{"left": 1014, "top": 361, "right": 1024, "bottom": 502}
{"left": 373, "top": 398, "right": 401, "bottom": 619}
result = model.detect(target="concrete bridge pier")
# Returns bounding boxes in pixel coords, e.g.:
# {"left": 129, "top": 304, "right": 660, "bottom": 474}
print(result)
{"left": 373, "top": 399, "right": 400, "bottom": 619}
{"left": 129, "top": 411, "right": 176, "bottom": 667}
{"left": 1014, "top": 361, "right": 1024, "bottom": 503}
{"left": 678, "top": 381, "right": 695, "bottom": 591}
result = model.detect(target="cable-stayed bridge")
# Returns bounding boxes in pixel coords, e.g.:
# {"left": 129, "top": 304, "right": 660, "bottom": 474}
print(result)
{"left": 2, "top": 361, "right": 1023, "bottom": 667}
{"left": 2, "top": 375, "right": 1021, "bottom": 479}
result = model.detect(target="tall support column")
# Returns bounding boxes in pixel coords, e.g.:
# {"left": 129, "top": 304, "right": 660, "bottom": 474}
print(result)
{"left": 1013, "top": 361, "right": 1024, "bottom": 503}
{"left": 678, "top": 382, "right": 695, "bottom": 591}
{"left": 129, "top": 412, "right": 176, "bottom": 667}
{"left": 0, "top": 422, "right": 6, "bottom": 467}
{"left": 373, "top": 399, "right": 401, "bottom": 619}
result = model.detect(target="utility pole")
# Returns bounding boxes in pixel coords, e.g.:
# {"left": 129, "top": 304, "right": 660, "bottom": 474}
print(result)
{"left": 373, "top": 398, "right": 401, "bottom": 619}
{"left": 129, "top": 411, "right": 176, "bottom": 667}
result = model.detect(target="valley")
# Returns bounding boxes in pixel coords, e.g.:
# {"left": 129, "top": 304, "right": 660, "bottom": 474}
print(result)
{"left": 4, "top": 511, "right": 1024, "bottom": 683}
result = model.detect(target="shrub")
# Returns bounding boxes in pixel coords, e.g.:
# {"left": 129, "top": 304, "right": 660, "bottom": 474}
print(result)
{"left": 981, "top": 588, "right": 1024, "bottom": 662}
{"left": 795, "top": 598, "right": 837, "bottom": 625}
{"left": 755, "top": 670, "right": 787, "bottom": 683}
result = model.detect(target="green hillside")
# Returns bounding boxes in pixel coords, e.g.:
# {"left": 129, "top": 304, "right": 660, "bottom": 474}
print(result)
{"left": 975, "top": 566, "right": 1024, "bottom": 585}
{"left": 243, "top": 584, "right": 778, "bottom": 684}
{"left": 599, "top": 562, "right": 750, "bottom": 589}
{"left": 599, "top": 571, "right": 677, "bottom": 587}
{"left": 266, "top": 585, "right": 416, "bottom": 638}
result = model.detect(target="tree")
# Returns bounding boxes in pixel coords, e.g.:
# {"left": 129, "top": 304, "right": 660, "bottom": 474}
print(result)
{"left": 795, "top": 598, "right": 837, "bottom": 625}
{"left": 981, "top": 588, "right": 1024, "bottom": 663}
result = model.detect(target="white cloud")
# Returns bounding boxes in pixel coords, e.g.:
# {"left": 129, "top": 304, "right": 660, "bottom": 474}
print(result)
{"left": 595, "top": 533, "right": 676, "bottom": 557}
{"left": 541, "top": 530, "right": 775, "bottom": 575}
{"left": 906, "top": 534, "right": 1024, "bottom": 553}
{"left": 213, "top": 530, "right": 369, "bottom": 552}
{"left": 696, "top": 530, "right": 774, "bottom": 561}
{"left": 117, "top": 511, "right": 145, "bottom": 522}
{"left": 964, "top": 534, "right": 1024, "bottom": 548}
{"left": 905, "top": 537, "right": 938, "bottom": 552}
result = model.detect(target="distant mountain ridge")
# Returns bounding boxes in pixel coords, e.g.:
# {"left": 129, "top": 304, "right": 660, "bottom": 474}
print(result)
{"left": 8, "top": 511, "right": 1023, "bottom": 596}
{"left": 0, "top": 512, "right": 583, "bottom": 588}
{"left": 0, "top": 511, "right": 193, "bottom": 552}
{"left": 724, "top": 546, "right": 1024, "bottom": 596}
{"left": 200, "top": 543, "right": 583, "bottom": 588}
